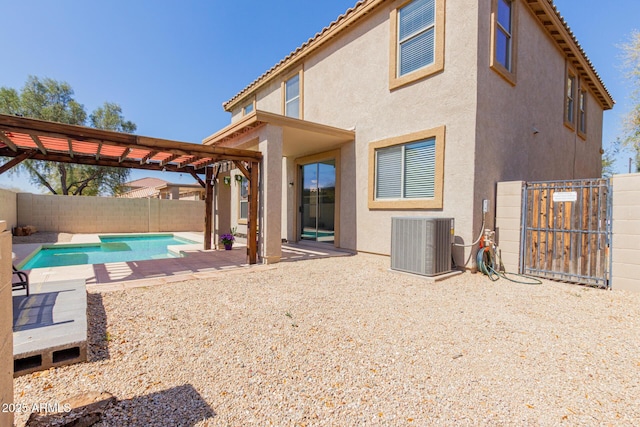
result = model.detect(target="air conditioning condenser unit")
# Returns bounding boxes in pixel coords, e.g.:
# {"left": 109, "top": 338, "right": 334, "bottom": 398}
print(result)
{"left": 391, "top": 217, "right": 454, "bottom": 276}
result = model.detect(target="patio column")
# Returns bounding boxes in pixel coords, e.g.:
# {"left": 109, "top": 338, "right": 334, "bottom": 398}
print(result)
{"left": 258, "top": 125, "right": 283, "bottom": 264}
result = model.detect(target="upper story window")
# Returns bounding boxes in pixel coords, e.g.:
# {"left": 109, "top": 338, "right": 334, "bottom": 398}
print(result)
{"left": 284, "top": 73, "right": 301, "bottom": 118}
{"left": 243, "top": 102, "right": 254, "bottom": 115}
{"left": 239, "top": 176, "right": 248, "bottom": 222}
{"left": 368, "top": 126, "right": 445, "bottom": 209}
{"left": 389, "top": 0, "right": 445, "bottom": 90}
{"left": 398, "top": 0, "right": 436, "bottom": 76}
{"left": 490, "top": 0, "right": 517, "bottom": 85}
{"left": 564, "top": 67, "right": 577, "bottom": 129}
{"left": 578, "top": 88, "right": 587, "bottom": 138}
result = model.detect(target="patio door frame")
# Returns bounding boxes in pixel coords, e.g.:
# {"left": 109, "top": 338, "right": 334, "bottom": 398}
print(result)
{"left": 294, "top": 149, "right": 341, "bottom": 247}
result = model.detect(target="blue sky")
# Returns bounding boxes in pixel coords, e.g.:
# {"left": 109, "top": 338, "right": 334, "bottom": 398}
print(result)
{"left": 1, "top": 0, "right": 638, "bottom": 193}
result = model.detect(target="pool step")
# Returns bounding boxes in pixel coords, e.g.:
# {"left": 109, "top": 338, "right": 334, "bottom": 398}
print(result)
{"left": 13, "top": 279, "right": 87, "bottom": 377}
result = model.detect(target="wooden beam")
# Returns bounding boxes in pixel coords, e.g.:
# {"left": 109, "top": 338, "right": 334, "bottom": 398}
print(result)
{"left": 96, "top": 142, "right": 102, "bottom": 160}
{"left": 140, "top": 151, "right": 157, "bottom": 165}
{"left": 233, "top": 160, "right": 250, "bottom": 179}
{"left": 119, "top": 148, "right": 132, "bottom": 163}
{"left": 247, "top": 161, "right": 259, "bottom": 264}
{"left": 193, "top": 158, "right": 216, "bottom": 170}
{"left": 0, "top": 131, "right": 18, "bottom": 151}
{"left": 189, "top": 170, "right": 206, "bottom": 188}
{"left": 0, "top": 150, "right": 37, "bottom": 175}
{"left": 30, "top": 134, "right": 47, "bottom": 154}
{"left": 67, "top": 139, "right": 74, "bottom": 158}
{"left": 160, "top": 154, "right": 180, "bottom": 167}
{"left": 0, "top": 147, "right": 201, "bottom": 173}
{"left": 204, "top": 167, "right": 214, "bottom": 250}
{"left": 178, "top": 156, "right": 199, "bottom": 169}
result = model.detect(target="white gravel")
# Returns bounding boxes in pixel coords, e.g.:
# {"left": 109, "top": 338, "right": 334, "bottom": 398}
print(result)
{"left": 13, "top": 253, "right": 640, "bottom": 426}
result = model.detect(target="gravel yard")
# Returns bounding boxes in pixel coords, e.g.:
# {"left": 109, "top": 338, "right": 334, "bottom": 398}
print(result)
{"left": 13, "top": 253, "right": 640, "bottom": 426}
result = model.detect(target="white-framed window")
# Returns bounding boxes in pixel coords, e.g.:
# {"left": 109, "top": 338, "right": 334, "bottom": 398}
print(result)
{"left": 397, "top": 0, "right": 436, "bottom": 77}
{"left": 243, "top": 102, "right": 254, "bottom": 115}
{"left": 375, "top": 138, "right": 436, "bottom": 200}
{"left": 565, "top": 69, "right": 576, "bottom": 128}
{"left": 239, "top": 176, "right": 248, "bottom": 221}
{"left": 490, "top": 0, "right": 517, "bottom": 84}
{"left": 284, "top": 74, "right": 300, "bottom": 118}
{"left": 578, "top": 88, "right": 587, "bottom": 137}
{"left": 495, "top": 0, "right": 513, "bottom": 71}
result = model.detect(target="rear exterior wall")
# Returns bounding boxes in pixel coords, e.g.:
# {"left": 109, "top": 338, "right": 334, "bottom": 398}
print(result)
{"left": 474, "top": 1, "right": 605, "bottom": 232}
{"left": 230, "top": 1, "right": 482, "bottom": 258}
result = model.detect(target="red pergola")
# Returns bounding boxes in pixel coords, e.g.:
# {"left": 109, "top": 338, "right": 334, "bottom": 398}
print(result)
{"left": 0, "top": 114, "right": 261, "bottom": 264}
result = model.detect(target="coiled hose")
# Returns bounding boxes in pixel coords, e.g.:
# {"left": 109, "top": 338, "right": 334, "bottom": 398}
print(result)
{"left": 476, "top": 247, "right": 542, "bottom": 285}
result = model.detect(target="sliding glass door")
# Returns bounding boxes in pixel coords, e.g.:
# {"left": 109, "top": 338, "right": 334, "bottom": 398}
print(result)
{"left": 300, "top": 160, "right": 335, "bottom": 243}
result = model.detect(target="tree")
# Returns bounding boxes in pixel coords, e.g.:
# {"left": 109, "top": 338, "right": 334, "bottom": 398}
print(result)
{"left": 0, "top": 76, "right": 135, "bottom": 195}
{"left": 621, "top": 31, "right": 640, "bottom": 172}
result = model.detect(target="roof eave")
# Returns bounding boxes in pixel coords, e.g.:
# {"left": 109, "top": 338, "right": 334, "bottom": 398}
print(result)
{"left": 524, "top": 0, "right": 614, "bottom": 110}
{"left": 222, "top": 0, "right": 387, "bottom": 112}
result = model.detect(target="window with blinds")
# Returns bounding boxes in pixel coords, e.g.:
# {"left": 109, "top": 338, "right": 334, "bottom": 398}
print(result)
{"left": 375, "top": 138, "right": 436, "bottom": 200}
{"left": 398, "top": 0, "right": 436, "bottom": 77}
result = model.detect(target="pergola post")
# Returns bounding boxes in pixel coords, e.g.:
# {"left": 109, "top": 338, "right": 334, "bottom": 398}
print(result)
{"left": 248, "top": 161, "right": 259, "bottom": 264}
{"left": 204, "top": 167, "right": 214, "bottom": 250}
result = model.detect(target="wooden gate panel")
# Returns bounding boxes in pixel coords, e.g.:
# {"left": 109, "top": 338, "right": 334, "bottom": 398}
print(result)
{"left": 521, "top": 179, "right": 611, "bottom": 288}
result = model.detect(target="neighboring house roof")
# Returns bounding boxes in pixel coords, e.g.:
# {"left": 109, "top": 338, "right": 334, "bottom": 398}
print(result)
{"left": 119, "top": 177, "right": 204, "bottom": 199}
{"left": 223, "top": 0, "right": 613, "bottom": 111}
{"left": 124, "top": 177, "right": 169, "bottom": 189}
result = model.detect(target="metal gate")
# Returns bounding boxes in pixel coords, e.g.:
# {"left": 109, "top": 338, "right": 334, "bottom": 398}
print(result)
{"left": 520, "top": 179, "right": 612, "bottom": 288}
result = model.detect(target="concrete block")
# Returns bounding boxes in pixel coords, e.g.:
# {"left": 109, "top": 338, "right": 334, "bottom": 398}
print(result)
{"left": 612, "top": 173, "right": 640, "bottom": 191}
{"left": 497, "top": 181, "right": 525, "bottom": 197}
{"left": 612, "top": 262, "right": 640, "bottom": 280}
{"left": 611, "top": 276, "right": 640, "bottom": 293}
{"left": 611, "top": 205, "right": 640, "bottom": 221}
{"left": 612, "top": 222, "right": 640, "bottom": 239}
{"left": 495, "top": 218, "right": 521, "bottom": 231}
{"left": 612, "top": 248, "right": 640, "bottom": 265}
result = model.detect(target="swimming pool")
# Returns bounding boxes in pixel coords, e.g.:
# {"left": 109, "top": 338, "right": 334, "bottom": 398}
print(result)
{"left": 21, "top": 234, "right": 197, "bottom": 269}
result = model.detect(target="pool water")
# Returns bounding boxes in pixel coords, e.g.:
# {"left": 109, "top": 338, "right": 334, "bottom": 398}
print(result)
{"left": 22, "top": 235, "right": 196, "bottom": 269}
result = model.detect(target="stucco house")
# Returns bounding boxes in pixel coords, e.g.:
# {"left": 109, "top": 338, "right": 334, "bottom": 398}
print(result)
{"left": 119, "top": 177, "right": 205, "bottom": 200}
{"left": 203, "top": 0, "right": 613, "bottom": 265}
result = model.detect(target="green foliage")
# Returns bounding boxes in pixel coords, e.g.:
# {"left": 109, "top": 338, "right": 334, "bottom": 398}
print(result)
{"left": 0, "top": 76, "right": 135, "bottom": 196}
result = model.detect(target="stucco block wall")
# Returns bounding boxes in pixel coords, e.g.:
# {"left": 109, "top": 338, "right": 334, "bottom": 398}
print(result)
{"left": 17, "top": 193, "right": 204, "bottom": 233}
{"left": 495, "top": 181, "right": 524, "bottom": 273}
{"left": 611, "top": 174, "right": 640, "bottom": 292}
{"left": 156, "top": 199, "right": 204, "bottom": 232}
{"left": 0, "top": 222, "right": 14, "bottom": 427}
{"left": 0, "top": 188, "right": 17, "bottom": 229}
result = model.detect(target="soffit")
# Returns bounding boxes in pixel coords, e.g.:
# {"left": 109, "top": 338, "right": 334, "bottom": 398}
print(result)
{"left": 202, "top": 110, "right": 355, "bottom": 158}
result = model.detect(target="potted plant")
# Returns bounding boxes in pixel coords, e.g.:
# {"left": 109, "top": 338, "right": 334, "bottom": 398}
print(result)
{"left": 220, "top": 233, "right": 235, "bottom": 250}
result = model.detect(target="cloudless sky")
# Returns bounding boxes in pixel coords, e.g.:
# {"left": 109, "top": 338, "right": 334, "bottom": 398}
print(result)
{"left": 1, "top": 0, "right": 638, "bottom": 193}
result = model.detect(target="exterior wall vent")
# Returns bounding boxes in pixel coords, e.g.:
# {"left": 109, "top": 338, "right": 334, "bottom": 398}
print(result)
{"left": 391, "top": 217, "right": 454, "bottom": 276}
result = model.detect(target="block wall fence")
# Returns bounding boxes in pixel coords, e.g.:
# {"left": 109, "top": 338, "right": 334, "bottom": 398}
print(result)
{"left": 495, "top": 174, "right": 640, "bottom": 292}
{"left": 0, "top": 221, "right": 13, "bottom": 427}
{"left": 0, "top": 189, "right": 205, "bottom": 234}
